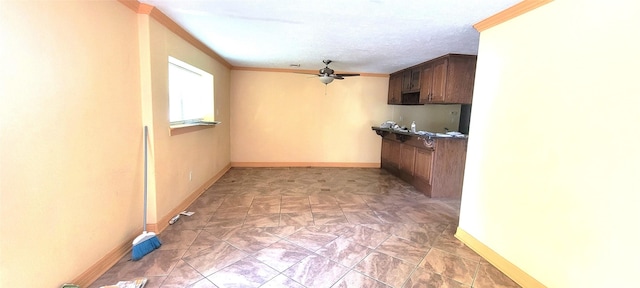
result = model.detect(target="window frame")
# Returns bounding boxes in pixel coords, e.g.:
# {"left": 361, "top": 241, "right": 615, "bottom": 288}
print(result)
{"left": 167, "top": 56, "right": 216, "bottom": 129}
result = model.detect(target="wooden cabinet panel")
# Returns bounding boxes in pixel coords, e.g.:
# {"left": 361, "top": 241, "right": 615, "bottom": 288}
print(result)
{"left": 402, "top": 71, "right": 412, "bottom": 91}
{"left": 389, "top": 141, "right": 400, "bottom": 168}
{"left": 381, "top": 138, "right": 400, "bottom": 169}
{"left": 419, "top": 54, "right": 477, "bottom": 104}
{"left": 387, "top": 73, "right": 402, "bottom": 104}
{"left": 430, "top": 58, "right": 448, "bottom": 103}
{"left": 414, "top": 148, "right": 433, "bottom": 184}
{"left": 374, "top": 128, "right": 467, "bottom": 199}
{"left": 444, "top": 55, "right": 477, "bottom": 104}
{"left": 419, "top": 64, "right": 433, "bottom": 104}
{"left": 388, "top": 68, "right": 421, "bottom": 105}
{"left": 402, "top": 68, "right": 421, "bottom": 93}
{"left": 399, "top": 144, "right": 416, "bottom": 176}
{"left": 429, "top": 139, "right": 468, "bottom": 198}
{"left": 381, "top": 139, "right": 391, "bottom": 162}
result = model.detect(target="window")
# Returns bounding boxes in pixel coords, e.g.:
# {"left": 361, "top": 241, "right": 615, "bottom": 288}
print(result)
{"left": 168, "top": 56, "right": 214, "bottom": 125}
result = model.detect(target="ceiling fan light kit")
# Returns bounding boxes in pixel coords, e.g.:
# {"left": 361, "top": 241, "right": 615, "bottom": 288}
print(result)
{"left": 319, "top": 75, "right": 334, "bottom": 84}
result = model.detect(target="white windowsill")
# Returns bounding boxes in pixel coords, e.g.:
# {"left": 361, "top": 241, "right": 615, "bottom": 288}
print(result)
{"left": 170, "top": 121, "right": 221, "bottom": 136}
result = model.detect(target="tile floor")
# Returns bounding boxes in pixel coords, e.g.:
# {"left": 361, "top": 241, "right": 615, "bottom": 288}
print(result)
{"left": 90, "top": 167, "right": 520, "bottom": 288}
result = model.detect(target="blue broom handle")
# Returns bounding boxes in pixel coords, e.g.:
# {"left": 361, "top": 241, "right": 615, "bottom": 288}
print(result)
{"left": 143, "top": 126, "right": 148, "bottom": 232}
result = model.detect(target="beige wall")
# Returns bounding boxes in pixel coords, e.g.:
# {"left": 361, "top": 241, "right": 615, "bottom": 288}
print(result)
{"left": 390, "top": 104, "right": 461, "bottom": 133}
{"left": 0, "top": 1, "right": 231, "bottom": 286}
{"left": 459, "top": 0, "right": 640, "bottom": 287}
{"left": 0, "top": 1, "right": 143, "bottom": 287}
{"left": 230, "top": 71, "right": 389, "bottom": 165}
{"left": 142, "top": 15, "right": 231, "bottom": 222}
{"left": 229, "top": 71, "right": 459, "bottom": 165}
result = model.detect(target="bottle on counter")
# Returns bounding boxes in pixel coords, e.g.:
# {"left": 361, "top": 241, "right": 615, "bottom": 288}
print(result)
{"left": 410, "top": 121, "right": 416, "bottom": 133}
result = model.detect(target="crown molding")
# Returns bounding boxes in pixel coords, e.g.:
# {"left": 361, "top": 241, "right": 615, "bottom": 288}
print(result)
{"left": 117, "top": 0, "right": 232, "bottom": 69}
{"left": 232, "top": 66, "right": 388, "bottom": 78}
{"left": 474, "top": 0, "right": 553, "bottom": 32}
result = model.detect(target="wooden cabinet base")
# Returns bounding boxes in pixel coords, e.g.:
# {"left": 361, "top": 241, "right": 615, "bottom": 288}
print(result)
{"left": 374, "top": 128, "right": 467, "bottom": 199}
{"left": 412, "top": 177, "right": 432, "bottom": 197}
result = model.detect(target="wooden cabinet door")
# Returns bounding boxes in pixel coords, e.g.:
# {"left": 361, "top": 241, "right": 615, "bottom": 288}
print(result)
{"left": 382, "top": 139, "right": 400, "bottom": 168}
{"left": 414, "top": 148, "right": 433, "bottom": 184}
{"left": 388, "top": 73, "right": 402, "bottom": 104}
{"left": 410, "top": 68, "right": 421, "bottom": 91}
{"left": 399, "top": 144, "right": 416, "bottom": 175}
{"left": 420, "top": 64, "right": 434, "bottom": 104}
{"left": 394, "top": 54, "right": 477, "bottom": 105}
{"left": 402, "top": 69, "right": 421, "bottom": 93}
{"left": 429, "top": 58, "right": 448, "bottom": 103}
{"left": 402, "top": 70, "right": 412, "bottom": 91}
{"left": 381, "top": 138, "right": 392, "bottom": 163}
{"left": 445, "top": 55, "right": 477, "bottom": 104}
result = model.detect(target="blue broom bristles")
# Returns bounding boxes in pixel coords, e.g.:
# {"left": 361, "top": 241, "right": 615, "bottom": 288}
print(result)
{"left": 132, "top": 231, "right": 161, "bottom": 261}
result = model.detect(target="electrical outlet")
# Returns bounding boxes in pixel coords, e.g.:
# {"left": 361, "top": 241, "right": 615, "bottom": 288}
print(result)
{"left": 189, "top": 171, "right": 192, "bottom": 181}
{"left": 399, "top": 116, "right": 403, "bottom": 122}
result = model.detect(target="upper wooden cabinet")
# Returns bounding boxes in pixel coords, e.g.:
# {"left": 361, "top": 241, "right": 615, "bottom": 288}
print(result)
{"left": 420, "top": 54, "right": 477, "bottom": 104}
{"left": 388, "top": 54, "right": 477, "bottom": 105}
{"left": 387, "top": 72, "right": 402, "bottom": 105}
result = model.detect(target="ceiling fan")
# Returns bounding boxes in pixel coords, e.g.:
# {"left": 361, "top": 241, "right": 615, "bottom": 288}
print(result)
{"left": 311, "top": 60, "right": 360, "bottom": 85}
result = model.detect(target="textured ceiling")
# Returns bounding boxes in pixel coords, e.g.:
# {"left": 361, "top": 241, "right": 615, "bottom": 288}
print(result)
{"left": 140, "top": 0, "right": 520, "bottom": 74}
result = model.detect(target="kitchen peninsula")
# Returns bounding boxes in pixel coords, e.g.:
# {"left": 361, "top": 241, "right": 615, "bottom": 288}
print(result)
{"left": 372, "top": 127, "right": 468, "bottom": 199}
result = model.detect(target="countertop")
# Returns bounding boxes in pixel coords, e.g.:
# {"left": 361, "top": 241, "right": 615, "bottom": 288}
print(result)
{"left": 371, "top": 126, "right": 468, "bottom": 139}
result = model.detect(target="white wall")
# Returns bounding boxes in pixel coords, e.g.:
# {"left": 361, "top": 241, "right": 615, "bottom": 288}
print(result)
{"left": 459, "top": 0, "right": 640, "bottom": 287}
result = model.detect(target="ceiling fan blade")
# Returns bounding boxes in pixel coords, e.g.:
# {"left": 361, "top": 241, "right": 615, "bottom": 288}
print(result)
{"left": 293, "top": 71, "right": 321, "bottom": 75}
{"left": 305, "top": 60, "right": 359, "bottom": 84}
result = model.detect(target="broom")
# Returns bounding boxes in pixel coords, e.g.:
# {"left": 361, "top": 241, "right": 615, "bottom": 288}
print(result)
{"left": 132, "top": 126, "right": 161, "bottom": 260}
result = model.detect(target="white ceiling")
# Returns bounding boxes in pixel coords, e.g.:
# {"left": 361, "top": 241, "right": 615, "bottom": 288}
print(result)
{"left": 140, "top": 0, "right": 520, "bottom": 74}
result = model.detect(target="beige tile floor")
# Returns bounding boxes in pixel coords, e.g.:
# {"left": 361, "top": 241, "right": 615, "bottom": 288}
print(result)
{"left": 90, "top": 167, "right": 520, "bottom": 288}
